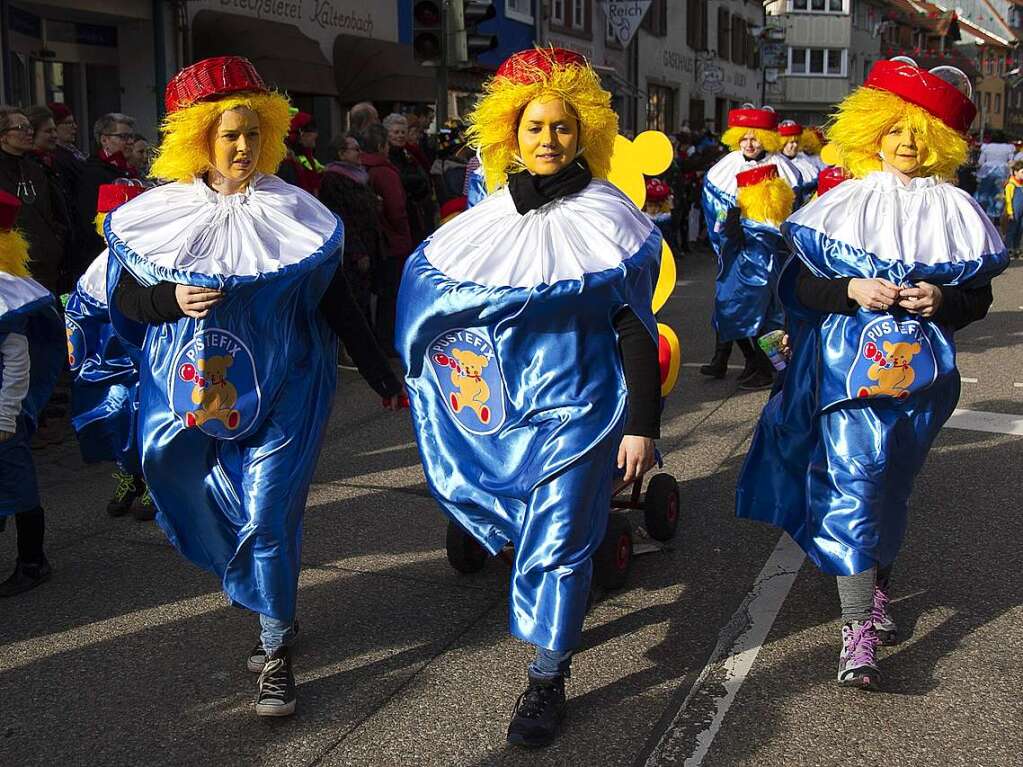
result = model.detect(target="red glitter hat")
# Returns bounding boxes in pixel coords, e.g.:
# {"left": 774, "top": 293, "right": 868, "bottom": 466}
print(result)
{"left": 778, "top": 120, "right": 802, "bottom": 137}
{"left": 495, "top": 47, "right": 587, "bottom": 84}
{"left": 865, "top": 59, "right": 976, "bottom": 133}
{"left": 816, "top": 166, "right": 850, "bottom": 197}
{"left": 96, "top": 183, "right": 146, "bottom": 215}
{"left": 728, "top": 108, "right": 778, "bottom": 131}
{"left": 48, "top": 102, "right": 73, "bottom": 124}
{"left": 440, "top": 195, "right": 468, "bottom": 223}
{"left": 0, "top": 190, "right": 21, "bottom": 232}
{"left": 645, "top": 178, "right": 671, "bottom": 202}
{"left": 736, "top": 164, "right": 779, "bottom": 187}
{"left": 164, "top": 56, "right": 267, "bottom": 114}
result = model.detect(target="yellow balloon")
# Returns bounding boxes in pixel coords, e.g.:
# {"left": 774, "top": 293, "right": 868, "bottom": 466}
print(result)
{"left": 652, "top": 239, "right": 675, "bottom": 313}
{"left": 607, "top": 134, "right": 645, "bottom": 207}
{"left": 820, "top": 142, "right": 842, "bottom": 166}
{"left": 632, "top": 131, "right": 674, "bottom": 176}
{"left": 657, "top": 323, "right": 681, "bottom": 398}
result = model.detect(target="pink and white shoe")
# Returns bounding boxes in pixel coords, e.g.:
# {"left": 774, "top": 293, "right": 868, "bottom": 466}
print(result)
{"left": 838, "top": 620, "right": 881, "bottom": 690}
{"left": 871, "top": 582, "right": 898, "bottom": 645}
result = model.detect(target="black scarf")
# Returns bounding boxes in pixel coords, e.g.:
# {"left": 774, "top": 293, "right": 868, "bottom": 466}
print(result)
{"left": 507, "top": 157, "right": 592, "bottom": 215}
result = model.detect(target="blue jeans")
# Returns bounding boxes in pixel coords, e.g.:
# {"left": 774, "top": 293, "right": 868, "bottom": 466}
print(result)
{"left": 1007, "top": 214, "right": 1023, "bottom": 251}
{"left": 529, "top": 646, "right": 573, "bottom": 679}
{"left": 259, "top": 614, "right": 296, "bottom": 653}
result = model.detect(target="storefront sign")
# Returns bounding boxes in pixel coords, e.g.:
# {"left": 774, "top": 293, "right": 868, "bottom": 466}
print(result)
{"left": 699, "top": 62, "right": 724, "bottom": 94}
{"left": 600, "top": 1, "right": 652, "bottom": 47}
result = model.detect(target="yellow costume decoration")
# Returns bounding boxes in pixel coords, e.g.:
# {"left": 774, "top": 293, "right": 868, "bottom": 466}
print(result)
{"left": 737, "top": 176, "right": 795, "bottom": 228}
{"left": 0, "top": 229, "right": 30, "bottom": 278}
{"left": 721, "top": 126, "right": 783, "bottom": 154}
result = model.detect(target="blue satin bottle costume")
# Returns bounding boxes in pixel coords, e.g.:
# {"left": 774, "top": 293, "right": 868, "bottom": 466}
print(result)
{"left": 396, "top": 181, "right": 660, "bottom": 651}
{"left": 0, "top": 275, "right": 63, "bottom": 516}
{"left": 66, "top": 253, "right": 141, "bottom": 474}
{"left": 713, "top": 216, "right": 786, "bottom": 342}
{"left": 736, "top": 173, "right": 1008, "bottom": 576}
{"left": 105, "top": 176, "right": 342, "bottom": 622}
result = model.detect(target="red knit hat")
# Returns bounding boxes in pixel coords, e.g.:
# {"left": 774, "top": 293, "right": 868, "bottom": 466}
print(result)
{"left": 48, "top": 102, "right": 73, "bottom": 124}
{"left": 164, "top": 56, "right": 267, "bottom": 114}
{"left": 728, "top": 108, "right": 778, "bottom": 131}
{"left": 440, "top": 196, "right": 468, "bottom": 223}
{"left": 778, "top": 120, "right": 802, "bottom": 137}
{"left": 0, "top": 190, "right": 20, "bottom": 232}
{"left": 816, "top": 166, "right": 850, "bottom": 197}
{"left": 645, "top": 178, "right": 671, "bottom": 202}
{"left": 865, "top": 59, "right": 976, "bottom": 133}
{"left": 495, "top": 47, "right": 587, "bottom": 84}
{"left": 736, "top": 164, "right": 779, "bottom": 187}
{"left": 96, "top": 183, "right": 146, "bottom": 215}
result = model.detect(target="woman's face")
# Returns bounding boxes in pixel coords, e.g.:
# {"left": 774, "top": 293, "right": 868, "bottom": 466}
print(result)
{"left": 209, "top": 107, "right": 261, "bottom": 188}
{"left": 1, "top": 112, "right": 35, "bottom": 155}
{"left": 33, "top": 118, "right": 58, "bottom": 152}
{"left": 739, "top": 131, "right": 763, "bottom": 159}
{"left": 516, "top": 97, "right": 579, "bottom": 176}
{"left": 880, "top": 122, "right": 925, "bottom": 177}
{"left": 782, "top": 137, "right": 799, "bottom": 158}
{"left": 387, "top": 122, "right": 407, "bottom": 148}
{"left": 55, "top": 116, "right": 77, "bottom": 144}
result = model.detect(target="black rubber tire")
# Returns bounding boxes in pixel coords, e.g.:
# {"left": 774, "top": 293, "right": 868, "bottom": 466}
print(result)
{"left": 643, "top": 473, "right": 680, "bottom": 542}
{"left": 445, "top": 520, "right": 488, "bottom": 574}
{"left": 593, "top": 514, "right": 633, "bottom": 590}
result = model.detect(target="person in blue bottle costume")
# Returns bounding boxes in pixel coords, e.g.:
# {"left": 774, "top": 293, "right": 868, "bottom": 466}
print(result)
{"left": 0, "top": 190, "right": 63, "bottom": 597}
{"left": 396, "top": 47, "right": 663, "bottom": 748}
{"left": 66, "top": 182, "right": 153, "bottom": 521}
{"left": 107, "top": 56, "right": 403, "bottom": 718}
{"left": 699, "top": 105, "right": 802, "bottom": 384}
{"left": 736, "top": 58, "right": 1008, "bottom": 690}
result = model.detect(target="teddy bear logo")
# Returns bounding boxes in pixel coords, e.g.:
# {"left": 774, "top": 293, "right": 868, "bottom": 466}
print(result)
{"left": 445, "top": 348, "right": 492, "bottom": 424}
{"left": 66, "top": 325, "right": 76, "bottom": 368}
{"left": 857, "top": 340, "right": 921, "bottom": 400}
{"left": 178, "top": 354, "right": 241, "bottom": 430}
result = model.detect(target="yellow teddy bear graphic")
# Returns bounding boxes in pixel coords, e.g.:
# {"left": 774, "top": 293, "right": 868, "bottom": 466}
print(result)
{"left": 857, "top": 340, "right": 921, "bottom": 400}
{"left": 184, "top": 354, "right": 241, "bottom": 430}
{"left": 66, "top": 325, "right": 76, "bottom": 368}
{"left": 448, "top": 348, "right": 492, "bottom": 424}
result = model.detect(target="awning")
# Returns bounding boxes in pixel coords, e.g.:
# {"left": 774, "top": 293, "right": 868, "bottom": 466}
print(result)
{"left": 191, "top": 10, "right": 337, "bottom": 96}
{"left": 333, "top": 35, "right": 434, "bottom": 104}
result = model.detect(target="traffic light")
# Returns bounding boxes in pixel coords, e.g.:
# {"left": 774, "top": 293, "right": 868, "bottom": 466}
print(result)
{"left": 413, "top": 0, "right": 443, "bottom": 64}
{"left": 449, "top": 0, "right": 498, "bottom": 66}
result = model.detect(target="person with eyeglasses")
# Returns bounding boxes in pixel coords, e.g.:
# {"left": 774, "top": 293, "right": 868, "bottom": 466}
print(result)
{"left": 0, "top": 106, "right": 67, "bottom": 295}
{"left": 75, "top": 113, "right": 138, "bottom": 284}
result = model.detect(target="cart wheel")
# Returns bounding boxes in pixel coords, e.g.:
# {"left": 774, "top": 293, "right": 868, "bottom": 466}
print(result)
{"left": 593, "top": 514, "right": 633, "bottom": 590}
{"left": 445, "top": 520, "right": 488, "bottom": 574}
{"left": 643, "top": 473, "right": 680, "bottom": 542}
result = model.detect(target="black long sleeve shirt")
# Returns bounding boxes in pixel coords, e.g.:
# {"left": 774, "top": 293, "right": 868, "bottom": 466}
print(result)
{"left": 614, "top": 308, "right": 662, "bottom": 439}
{"left": 114, "top": 265, "right": 402, "bottom": 399}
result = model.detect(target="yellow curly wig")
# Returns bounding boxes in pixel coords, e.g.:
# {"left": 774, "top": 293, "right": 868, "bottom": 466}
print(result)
{"left": 737, "top": 176, "right": 795, "bottom": 228}
{"left": 799, "top": 128, "right": 823, "bottom": 155}
{"left": 826, "top": 87, "right": 967, "bottom": 180}
{"left": 721, "top": 127, "right": 783, "bottom": 154}
{"left": 149, "top": 92, "right": 292, "bottom": 183}
{"left": 466, "top": 53, "right": 617, "bottom": 192}
{"left": 94, "top": 212, "right": 107, "bottom": 238}
{"left": 0, "top": 230, "right": 31, "bottom": 277}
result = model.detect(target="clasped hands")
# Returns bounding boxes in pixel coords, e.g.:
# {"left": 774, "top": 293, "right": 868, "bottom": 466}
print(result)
{"left": 847, "top": 278, "right": 942, "bottom": 318}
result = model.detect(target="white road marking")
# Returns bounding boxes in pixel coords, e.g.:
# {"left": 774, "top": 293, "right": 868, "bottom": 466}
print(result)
{"left": 961, "top": 377, "right": 978, "bottom": 383}
{"left": 1014, "top": 382, "right": 1023, "bottom": 389}
{"left": 681, "top": 363, "right": 745, "bottom": 370}
{"left": 945, "top": 409, "right": 1023, "bottom": 436}
{"left": 644, "top": 534, "right": 805, "bottom": 767}
{"left": 358, "top": 441, "right": 418, "bottom": 457}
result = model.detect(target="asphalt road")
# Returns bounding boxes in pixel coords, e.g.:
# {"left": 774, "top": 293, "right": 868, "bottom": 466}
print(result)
{"left": 2, "top": 248, "right": 1020, "bottom": 767}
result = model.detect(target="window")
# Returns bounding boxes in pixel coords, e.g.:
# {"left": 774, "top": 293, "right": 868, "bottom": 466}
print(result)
{"left": 731, "top": 16, "right": 746, "bottom": 66}
{"left": 788, "top": 47, "right": 846, "bottom": 77}
{"left": 689, "top": 97, "right": 705, "bottom": 130}
{"left": 984, "top": 92, "right": 991, "bottom": 112}
{"left": 647, "top": 84, "right": 676, "bottom": 133}
{"left": 717, "top": 8, "right": 730, "bottom": 61}
{"left": 995, "top": 93, "right": 1002, "bottom": 114}
{"left": 790, "top": 0, "right": 847, "bottom": 12}
{"left": 505, "top": 0, "right": 532, "bottom": 24}
{"left": 572, "top": 0, "right": 585, "bottom": 30}
{"left": 641, "top": 0, "right": 667, "bottom": 37}
{"left": 552, "top": 0, "right": 565, "bottom": 25}
{"left": 687, "top": 0, "right": 707, "bottom": 51}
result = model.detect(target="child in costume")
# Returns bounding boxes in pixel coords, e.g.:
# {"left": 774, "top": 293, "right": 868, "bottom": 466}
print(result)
{"left": 713, "top": 164, "right": 795, "bottom": 391}
{"left": 700, "top": 105, "right": 801, "bottom": 381}
{"left": 66, "top": 182, "right": 152, "bottom": 520}
{"left": 0, "top": 190, "right": 63, "bottom": 596}
{"left": 1002, "top": 160, "right": 1023, "bottom": 259}
{"left": 799, "top": 125, "right": 826, "bottom": 171}
{"left": 107, "top": 56, "right": 403, "bottom": 717}
{"left": 736, "top": 58, "right": 1007, "bottom": 689}
{"left": 396, "top": 47, "right": 662, "bottom": 748}
{"left": 778, "top": 119, "right": 820, "bottom": 197}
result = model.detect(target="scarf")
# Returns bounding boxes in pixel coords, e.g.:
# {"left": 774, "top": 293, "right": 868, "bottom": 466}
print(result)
{"left": 324, "top": 161, "right": 369, "bottom": 186}
{"left": 507, "top": 157, "right": 592, "bottom": 215}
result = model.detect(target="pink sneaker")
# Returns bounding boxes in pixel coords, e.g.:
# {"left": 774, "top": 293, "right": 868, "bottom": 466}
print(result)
{"left": 838, "top": 620, "right": 881, "bottom": 690}
{"left": 871, "top": 582, "right": 898, "bottom": 645}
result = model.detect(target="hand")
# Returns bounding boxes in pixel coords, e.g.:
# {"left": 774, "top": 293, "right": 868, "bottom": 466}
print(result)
{"left": 897, "top": 282, "right": 943, "bottom": 318}
{"left": 381, "top": 393, "right": 409, "bottom": 411}
{"left": 175, "top": 285, "right": 224, "bottom": 319}
{"left": 355, "top": 255, "right": 371, "bottom": 273}
{"left": 0, "top": 430, "right": 13, "bottom": 442}
{"left": 847, "top": 278, "right": 901, "bottom": 312}
{"left": 779, "top": 333, "right": 792, "bottom": 361}
{"left": 617, "top": 435, "right": 655, "bottom": 484}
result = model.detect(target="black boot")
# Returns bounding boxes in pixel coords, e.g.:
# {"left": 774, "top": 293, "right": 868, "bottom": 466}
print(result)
{"left": 738, "top": 341, "right": 775, "bottom": 390}
{"left": 0, "top": 556, "right": 51, "bottom": 597}
{"left": 699, "top": 339, "right": 732, "bottom": 379}
{"left": 507, "top": 674, "right": 567, "bottom": 748}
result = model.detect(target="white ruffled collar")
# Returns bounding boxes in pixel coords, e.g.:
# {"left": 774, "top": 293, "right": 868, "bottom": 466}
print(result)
{"left": 107, "top": 173, "right": 339, "bottom": 278}
{"left": 78, "top": 251, "right": 109, "bottom": 305}
{"left": 0, "top": 272, "right": 50, "bottom": 319}
{"left": 705, "top": 150, "right": 803, "bottom": 197}
{"left": 422, "top": 179, "right": 655, "bottom": 288}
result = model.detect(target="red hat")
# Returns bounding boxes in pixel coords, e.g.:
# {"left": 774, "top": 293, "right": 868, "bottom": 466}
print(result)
{"left": 778, "top": 120, "right": 802, "bottom": 137}
{"left": 48, "top": 102, "right": 73, "bottom": 124}
{"left": 736, "top": 164, "right": 779, "bottom": 188}
{"left": 728, "top": 108, "right": 778, "bottom": 131}
{"left": 816, "top": 165, "right": 850, "bottom": 197}
{"left": 440, "top": 196, "right": 468, "bottom": 223}
{"left": 0, "top": 190, "right": 21, "bottom": 232}
{"left": 164, "top": 56, "right": 267, "bottom": 114}
{"left": 291, "top": 111, "right": 315, "bottom": 133}
{"left": 645, "top": 178, "right": 671, "bottom": 202}
{"left": 96, "top": 183, "right": 146, "bottom": 215}
{"left": 865, "top": 59, "right": 976, "bottom": 133}
{"left": 495, "top": 47, "right": 587, "bottom": 84}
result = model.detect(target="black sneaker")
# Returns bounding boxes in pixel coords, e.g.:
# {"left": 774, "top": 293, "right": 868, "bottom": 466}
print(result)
{"left": 739, "top": 368, "right": 774, "bottom": 390}
{"left": 506, "top": 674, "right": 566, "bottom": 748}
{"left": 132, "top": 486, "right": 156, "bottom": 522}
{"left": 0, "top": 556, "right": 52, "bottom": 597}
{"left": 256, "top": 647, "right": 296, "bottom": 717}
{"left": 107, "top": 471, "right": 143, "bottom": 517}
{"left": 247, "top": 620, "right": 300, "bottom": 673}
